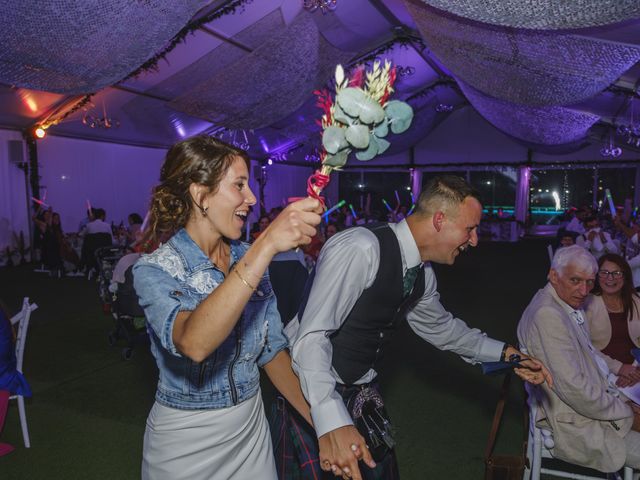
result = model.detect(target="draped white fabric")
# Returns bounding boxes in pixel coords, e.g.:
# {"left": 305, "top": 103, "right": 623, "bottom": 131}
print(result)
{"left": 36, "top": 136, "right": 166, "bottom": 234}
{"left": 262, "top": 163, "right": 338, "bottom": 209}
{"left": 0, "top": 130, "right": 30, "bottom": 251}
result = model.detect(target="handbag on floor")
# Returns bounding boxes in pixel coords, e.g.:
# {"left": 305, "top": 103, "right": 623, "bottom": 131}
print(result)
{"left": 484, "top": 373, "right": 528, "bottom": 480}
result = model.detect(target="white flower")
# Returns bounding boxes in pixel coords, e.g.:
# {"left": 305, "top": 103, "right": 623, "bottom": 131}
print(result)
{"left": 187, "top": 271, "right": 218, "bottom": 295}
{"left": 144, "top": 246, "right": 186, "bottom": 281}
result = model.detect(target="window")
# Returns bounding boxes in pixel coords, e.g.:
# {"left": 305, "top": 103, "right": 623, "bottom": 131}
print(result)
{"left": 339, "top": 171, "right": 412, "bottom": 219}
{"left": 469, "top": 168, "right": 517, "bottom": 216}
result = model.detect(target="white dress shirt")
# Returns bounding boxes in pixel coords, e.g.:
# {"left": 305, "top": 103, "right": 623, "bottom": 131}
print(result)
{"left": 286, "top": 219, "right": 504, "bottom": 437}
{"left": 576, "top": 228, "right": 619, "bottom": 258}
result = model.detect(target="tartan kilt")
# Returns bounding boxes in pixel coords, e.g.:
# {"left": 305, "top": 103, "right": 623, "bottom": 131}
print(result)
{"left": 269, "top": 396, "right": 400, "bottom": 480}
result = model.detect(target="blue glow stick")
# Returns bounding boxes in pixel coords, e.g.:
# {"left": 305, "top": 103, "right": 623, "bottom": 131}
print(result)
{"left": 382, "top": 199, "right": 392, "bottom": 212}
{"left": 349, "top": 204, "right": 357, "bottom": 218}
{"left": 605, "top": 189, "right": 616, "bottom": 217}
{"left": 408, "top": 204, "right": 416, "bottom": 215}
{"left": 394, "top": 190, "right": 401, "bottom": 205}
{"left": 322, "top": 199, "right": 346, "bottom": 219}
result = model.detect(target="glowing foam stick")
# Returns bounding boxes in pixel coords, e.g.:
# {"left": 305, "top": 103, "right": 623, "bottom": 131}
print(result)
{"left": 140, "top": 210, "right": 151, "bottom": 233}
{"left": 605, "top": 189, "right": 616, "bottom": 217}
{"left": 382, "top": 199, "right": 393, "bottom": 212}
{"left": 322, "top": 199, "right": 346, "bottom": 219}
{"left": 42, "top": 189, "right": 47, "bottom": 202}
{"left": 394, "top": 190, "right": 401, "bottom": 205}
{"left": 408, "top": 204, "right": 416, "bottom": 215}
{"left": 31, "top": 197, "right": 49, "bottom": 208}
{"left": 86, "top": 199, "right": 92, "bottom": 213}
{"left": 349, "top": 203, "right": 357, "bottom": 219}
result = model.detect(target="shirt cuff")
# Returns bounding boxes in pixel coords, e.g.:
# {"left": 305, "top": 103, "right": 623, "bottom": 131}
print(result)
{"left": 311, "top": 392, "right": 354, "bottom": 438}
{"left": 476, "top": 337, "right": 505, "bottom": 362}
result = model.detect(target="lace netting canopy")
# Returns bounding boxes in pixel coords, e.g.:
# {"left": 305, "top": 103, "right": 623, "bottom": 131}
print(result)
{"left": 169, "top": 12, "right": 353, "bottom": 130}
{"left": 408, "top": 0, "right": 640, "bottom": 30}
{"left": 0, "top": 0, "right": 210, "bottom": 94}
{"left": 458, "top": 81, "right": 600, "bottom": 145}
{"left": 404, "top": 1, "right": 640, "bottom": 107}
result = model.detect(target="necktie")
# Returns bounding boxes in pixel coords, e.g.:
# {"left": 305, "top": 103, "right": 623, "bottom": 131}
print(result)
{"left": 403, "top": 265, "right": 421, "bottom": 296}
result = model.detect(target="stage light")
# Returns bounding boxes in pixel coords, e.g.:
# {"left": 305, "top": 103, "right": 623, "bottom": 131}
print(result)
{"left": 34, "top": 127, "right": 46, "bottom": 139}
{"left": 267, "top": 159, "right": 273, "bottom": 165}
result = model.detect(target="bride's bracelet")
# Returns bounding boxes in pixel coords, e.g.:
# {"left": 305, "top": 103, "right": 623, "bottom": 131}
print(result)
{"left": 233, "top": 268, "right": 256, "bottom": 291}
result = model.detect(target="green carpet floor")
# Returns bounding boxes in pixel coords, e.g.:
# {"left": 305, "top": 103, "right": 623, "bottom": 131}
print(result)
{"left": 0, "top": 239, "right": 596, "bottom": 479}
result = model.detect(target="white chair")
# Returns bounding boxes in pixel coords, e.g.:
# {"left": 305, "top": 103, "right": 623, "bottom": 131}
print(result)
{"left": 524, "top": 384, "right": 633, "bottom": 480}
{"left": 8, "top": 297, "right": 37, "bottom": 448}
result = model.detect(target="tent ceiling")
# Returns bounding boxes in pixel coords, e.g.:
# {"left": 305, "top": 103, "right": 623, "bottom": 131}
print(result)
{"left": 1, "top": 0, "right": 640, "bottom": 164}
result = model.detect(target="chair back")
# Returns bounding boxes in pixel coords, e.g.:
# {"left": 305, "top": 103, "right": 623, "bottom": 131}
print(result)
{"left": 10, "top": 297, "right": 38, "bottom": 373}
{"left": 524, "top": 382, "right": 632, "bottom": 480}
{"left": 81, "top": 233, "right": 113, "bottom": 270}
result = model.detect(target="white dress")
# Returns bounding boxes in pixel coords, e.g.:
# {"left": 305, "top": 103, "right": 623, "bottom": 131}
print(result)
{"left": 141, "top": 391, "right": 277, "bottom": 480}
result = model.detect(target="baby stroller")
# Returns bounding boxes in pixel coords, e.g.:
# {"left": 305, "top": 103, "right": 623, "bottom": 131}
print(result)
{"left": 94, "top": 245, "right": 126, "bottom": 312}
{"left": 107, "top": 261, "right": 148, "bottom": 360}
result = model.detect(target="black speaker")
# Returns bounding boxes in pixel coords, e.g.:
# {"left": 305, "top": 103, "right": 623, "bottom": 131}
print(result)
{"left": 8, "top": 140, "right": 24, "bottom": 165}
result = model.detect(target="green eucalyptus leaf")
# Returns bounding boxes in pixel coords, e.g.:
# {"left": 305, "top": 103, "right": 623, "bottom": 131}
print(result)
{"left": 333, "top": 103, "right": 354, "bottom": 126}
{"left": 322, "top": 125, "right": 348, "bottom": 155}
{"left": 374, "top": 119, "right": 388, "bottom": 138}
{"left": 324, "top": 149, "right": 349, "bottom": 167}
{"left": 390, "top": 117, "right": 412, "bottom": 134}
{"left": 345, "top": 124, "right": 371, "bottom": 149}
{"left": 376, "top": 136, "right": 391, "bottom": 155}
{"left": 385, "top": 100, "right": 414, "bottom": 134}
{"left": 355, "top": 137, "right": 379, "bottom": 161}
{"left": 337, "top": 88, "right": 385, "bottom": 125}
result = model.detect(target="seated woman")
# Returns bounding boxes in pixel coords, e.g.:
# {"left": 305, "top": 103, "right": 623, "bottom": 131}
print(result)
{"left": 585, "top": 253, "right": 640, "bottom": 387}
{"left": 133, "top": 135, "right": 322, "bottom": 480}
{"left": 0, "top": 302, "right": 32, "bottom": 456}
{"left": 251, "top": 214, "right": 270, "bottom": 242}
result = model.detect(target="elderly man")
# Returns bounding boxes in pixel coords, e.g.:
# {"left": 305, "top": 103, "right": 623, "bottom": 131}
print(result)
{"left": 283, "top": 175, "right": 551, "bottom": 480}
{"left": 518, "top": 244, "right": 640, "bottom": 473}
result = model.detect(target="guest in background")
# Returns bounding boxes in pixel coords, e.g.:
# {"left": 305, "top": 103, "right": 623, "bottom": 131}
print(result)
{"left": 33, "top": 208, "right": 63, "bottom": 274}
{"left": 251, "top": 214, "right": 270, "bottom": 242}
{"left": 77, "top": 207, "right": 94, "bottom": 235}
{"left": 85, "top": 208, "right": 113, "bottom": 241}
{"left": 577, "top": 215, "right": 619, "bottom": 258}
{"left": 565, "top": 206, "right": 589, "bottom": 235}
{"left": 585, "top": 253, "right": 640, "bottom": 387}
{"left": 555, "top": 230, "right": 577, "bottom": 250}
{"left": 133, "top": 135, "right": 321, "bottom": 480}
{"left": 613, "top": 216, "right": 640, "bottom": 289}
{"left": 127, "top": 213, "right": 143, "bottom": 245}
{"left": 52, "top": 212, "right": 80, "bottom": 273}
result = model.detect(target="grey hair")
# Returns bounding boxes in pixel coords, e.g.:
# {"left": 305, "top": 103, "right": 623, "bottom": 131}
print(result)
{"left": 550, "top": 245, "right": 598, "bottom": 276}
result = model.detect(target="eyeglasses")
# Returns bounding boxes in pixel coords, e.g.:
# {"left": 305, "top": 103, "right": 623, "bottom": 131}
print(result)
{"left": 598, "top": 270, "right": 624, "bottom": 279}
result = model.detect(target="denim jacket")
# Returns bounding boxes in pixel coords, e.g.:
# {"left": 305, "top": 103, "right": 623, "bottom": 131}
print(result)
{"left": 133, "top": 228, "right": 287, "bottom": 410}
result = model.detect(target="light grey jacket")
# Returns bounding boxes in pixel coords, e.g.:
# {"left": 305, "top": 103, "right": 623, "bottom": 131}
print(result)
{"left": 518, "top": 283, "right": 633, "bottom": 472}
